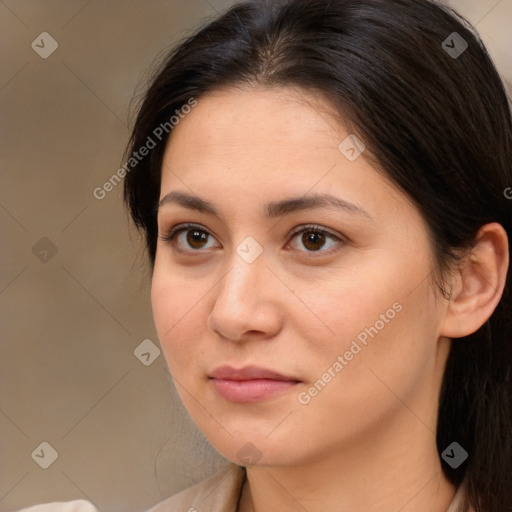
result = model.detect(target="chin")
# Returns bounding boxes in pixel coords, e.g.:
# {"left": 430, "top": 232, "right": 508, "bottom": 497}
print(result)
{"left": 201, "top": 427, "right": 302, "bottom": 468}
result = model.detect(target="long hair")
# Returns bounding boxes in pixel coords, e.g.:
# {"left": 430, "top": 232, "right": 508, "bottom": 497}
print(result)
{"left": 123, "top": 1, "right": 512, "bottom": 510}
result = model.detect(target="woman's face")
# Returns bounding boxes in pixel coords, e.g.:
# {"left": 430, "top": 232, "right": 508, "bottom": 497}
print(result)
{"left": 152, "top": 86, "right": 450, "bottom": 467}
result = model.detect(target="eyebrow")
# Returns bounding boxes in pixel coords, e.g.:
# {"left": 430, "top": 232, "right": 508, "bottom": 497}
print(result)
{"left": 158, "top": 191, "right": 372, "bottom": 220}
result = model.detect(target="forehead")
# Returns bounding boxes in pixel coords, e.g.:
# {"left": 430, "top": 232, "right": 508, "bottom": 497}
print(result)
{"left": 161, "top": 88, "right": 348, "bottom": 204}
{"left": 158, "top": 86, "right": 414, "bottom": 228}
{"left": 162, "top": 86, "right": 344, "bottom": 166}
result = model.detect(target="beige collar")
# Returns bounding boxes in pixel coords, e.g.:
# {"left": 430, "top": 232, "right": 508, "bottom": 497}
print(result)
{"left": 147, "top": 463, "right": 472, "bottom": 512}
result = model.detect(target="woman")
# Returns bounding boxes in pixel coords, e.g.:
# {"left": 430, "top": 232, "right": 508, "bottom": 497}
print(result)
{"left": 20, "top": 0, "right": 511, "bottom": 511}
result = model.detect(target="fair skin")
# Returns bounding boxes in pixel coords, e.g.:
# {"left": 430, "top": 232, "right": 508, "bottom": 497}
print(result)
{"left": 151, "top": 86, "right": 508, "bottom": 512}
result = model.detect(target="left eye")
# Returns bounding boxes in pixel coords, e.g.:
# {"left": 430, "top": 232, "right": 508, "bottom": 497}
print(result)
{"left": 159, "top": 224, "right": 343, "bottom": 254}
{"left": 288, "top": 225, "right": 342, "bottom": 253}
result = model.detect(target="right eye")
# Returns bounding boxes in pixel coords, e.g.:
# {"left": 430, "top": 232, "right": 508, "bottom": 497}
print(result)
{"left": 158, "top": 223, "right": 221, "bottom": 252}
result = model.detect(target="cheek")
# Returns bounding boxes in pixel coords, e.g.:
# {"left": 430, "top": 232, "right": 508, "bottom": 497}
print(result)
{"left": 292, "top": 290, "right": 438, "bottom": 449}
{"left": 150, "top": 266, "right": 207, "bottom": 373}
{"left": 299, "top": 247, "right": 438, "bottom": 396}
{"left": 289, "top": 253, "right": 402, "bottom": 354}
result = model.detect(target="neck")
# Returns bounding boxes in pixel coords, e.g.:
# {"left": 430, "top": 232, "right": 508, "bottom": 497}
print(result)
{"left": 238, "top": 412, "right": 457, "bottom": 512}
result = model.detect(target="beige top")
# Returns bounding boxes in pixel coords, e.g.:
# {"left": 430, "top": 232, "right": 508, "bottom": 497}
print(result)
{"left": 17, "top": 463, "right": 470, "bottom": 512}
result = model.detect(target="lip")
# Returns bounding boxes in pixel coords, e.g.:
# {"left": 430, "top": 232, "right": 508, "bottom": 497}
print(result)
{"left": 209, "top": 365, "right": 299, "bottom": 381}
{"left": 209, "top": 365, "right": 301, "bottom": 403}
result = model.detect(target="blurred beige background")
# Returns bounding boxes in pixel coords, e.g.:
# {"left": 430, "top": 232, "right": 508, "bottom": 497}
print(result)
{"left": 1, "top": 1, "right": 511, "bottom": 511}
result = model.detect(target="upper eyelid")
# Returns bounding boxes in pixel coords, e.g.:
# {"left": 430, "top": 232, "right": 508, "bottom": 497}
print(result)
{"left": 289, "top": 224, "right": 342, "bottom": 240}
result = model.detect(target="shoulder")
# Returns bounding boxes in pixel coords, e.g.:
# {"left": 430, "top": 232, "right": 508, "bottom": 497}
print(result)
{"left": 446, "top": 480, "right": 475, "bottom": 512}
{"left": 145, "top": 463, "right": 246, "bottom": 512}
{"left": 15, "top": 499, "right": 99, "bottom": 512}
{"left": 15, "top": 464, "right": 246, "bottom": 512}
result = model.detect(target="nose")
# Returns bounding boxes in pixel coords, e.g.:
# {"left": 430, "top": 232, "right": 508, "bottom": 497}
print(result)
{"left": 206, "top": 250, "right": 281, "bottom": 343}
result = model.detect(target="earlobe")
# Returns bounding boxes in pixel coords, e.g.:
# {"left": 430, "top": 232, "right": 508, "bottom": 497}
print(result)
{"left": 439, "top": 222, "right": 509, "bottom": 339}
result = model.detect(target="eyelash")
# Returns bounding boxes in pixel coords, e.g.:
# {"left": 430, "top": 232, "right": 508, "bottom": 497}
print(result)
{"left": 158, "top": 223, "right": 345, "bottom": 256}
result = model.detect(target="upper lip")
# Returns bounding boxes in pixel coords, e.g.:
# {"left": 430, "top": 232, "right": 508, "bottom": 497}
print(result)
{"left": 209, "top": 365, "right": 300, "bottom": 381}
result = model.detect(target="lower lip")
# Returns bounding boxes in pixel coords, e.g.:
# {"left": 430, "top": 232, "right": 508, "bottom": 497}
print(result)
{"left": 210, "top": 378, "right": 299, "bottom": 403}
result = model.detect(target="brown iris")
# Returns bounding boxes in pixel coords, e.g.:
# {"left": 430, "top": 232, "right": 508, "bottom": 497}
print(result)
{"left": 186, "top": 229, "right": 209, "bottom": 249}
{"left": 302, "top": 231, "right": 326, "bottom": 251}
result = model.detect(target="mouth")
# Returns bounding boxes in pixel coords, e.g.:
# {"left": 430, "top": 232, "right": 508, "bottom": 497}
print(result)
{"left": 208, "top": 365, "right": 302, "bottom": 403}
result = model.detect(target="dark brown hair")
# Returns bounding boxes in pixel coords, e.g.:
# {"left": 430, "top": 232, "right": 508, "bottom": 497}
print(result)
{"left": 123, "top": 1, "right": 512, "bottom": 509}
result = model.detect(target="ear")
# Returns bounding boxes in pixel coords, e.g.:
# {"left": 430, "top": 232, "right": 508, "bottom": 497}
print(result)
{"left": 440, "top": 222, "right": 509, "bottom": 338}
